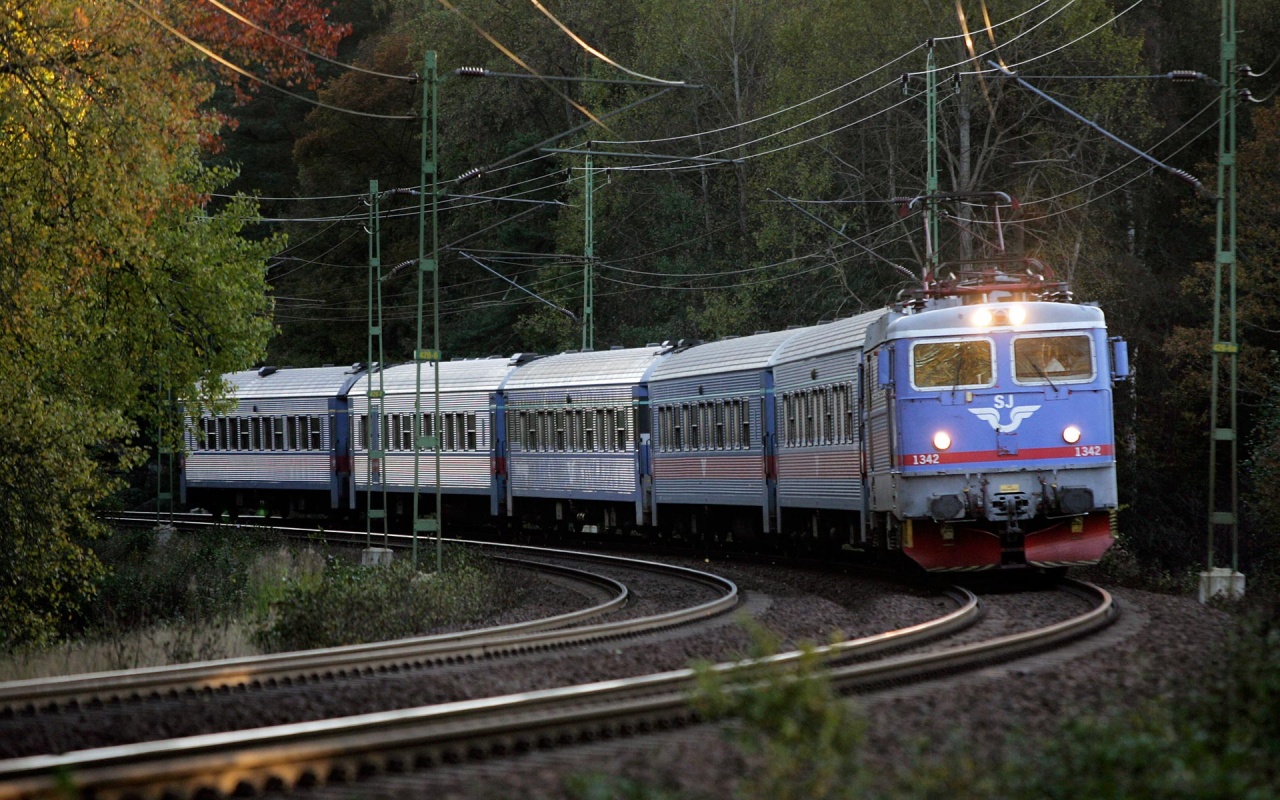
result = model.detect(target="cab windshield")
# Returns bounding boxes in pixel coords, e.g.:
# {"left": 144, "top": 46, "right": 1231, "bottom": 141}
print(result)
{"left": 1013, "top": 334, "right": 1095, "bottom": 384}
{"left": 911, "top": 338, "right": 994, "bottom": 390}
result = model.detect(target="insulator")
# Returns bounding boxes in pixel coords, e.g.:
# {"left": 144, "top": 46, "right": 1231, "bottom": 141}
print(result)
{"left": 455, "top": 166, "right": 486, "bottom": 184}
{"left": 455, "top": 66, "right": 489, "bottom": 77}
{"left": 1167, "top": 70, "right": 1205, "bottom": 82}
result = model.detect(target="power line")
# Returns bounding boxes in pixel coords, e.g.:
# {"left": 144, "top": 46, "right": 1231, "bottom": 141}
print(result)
{"left": 121, "top": 0, "right": 418, "bottom": 120}
{"left": 198, "top": 0, "right": 417, "bottom": 81}
{"left": 528, "top": 0, "right": 689, "bottom": 87}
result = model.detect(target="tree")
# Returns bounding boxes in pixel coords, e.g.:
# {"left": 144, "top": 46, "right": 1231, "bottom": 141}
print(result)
{"left": 0, "top": 0, "right": 297, "bottom": 644}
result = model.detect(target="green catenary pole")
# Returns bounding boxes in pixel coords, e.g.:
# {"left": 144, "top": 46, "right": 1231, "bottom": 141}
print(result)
{"left": 583, "top": 147, "right": 594, "bottom": 351}
{"left": 413, "top": 51, "right": 442, "bottom": 571}
{"left": 1206, "top": 0, "right": 1239, "bottom": 573}
{"left": 366, "top": 180, "right": 389, "bottom": 550}
{"left": 926, "top": 40, "right": 941, "bottom": 276}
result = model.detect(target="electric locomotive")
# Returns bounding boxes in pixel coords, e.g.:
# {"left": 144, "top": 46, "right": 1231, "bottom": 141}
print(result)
{"left": 862, "top": 263, "right": 1129, "bottom": 571}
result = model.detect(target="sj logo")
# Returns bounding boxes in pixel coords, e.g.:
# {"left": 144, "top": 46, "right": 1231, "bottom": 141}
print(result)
{"left": 968, "top": 404, "right": 1040, "bottom": 433}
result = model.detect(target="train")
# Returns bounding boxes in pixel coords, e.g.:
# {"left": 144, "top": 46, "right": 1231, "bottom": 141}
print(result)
{"left": 181, "top": 259, "right": 1129, "bottom": 572}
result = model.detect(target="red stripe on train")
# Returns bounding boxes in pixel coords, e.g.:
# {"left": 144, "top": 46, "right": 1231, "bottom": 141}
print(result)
{"left": 899, "top": 444, "right": 1113, "bottom": 467}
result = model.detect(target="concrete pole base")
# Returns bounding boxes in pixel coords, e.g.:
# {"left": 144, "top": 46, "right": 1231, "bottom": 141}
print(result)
{"left": 361, "top": 547, "right": 395, "bottom": 567}
{"left": 1198, "top": 566, "right": 1245, "bottom": 603}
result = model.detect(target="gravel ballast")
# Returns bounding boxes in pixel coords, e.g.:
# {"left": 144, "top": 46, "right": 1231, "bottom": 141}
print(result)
{"left": 0, "top": 558, "right": 1236, "bottom": 800}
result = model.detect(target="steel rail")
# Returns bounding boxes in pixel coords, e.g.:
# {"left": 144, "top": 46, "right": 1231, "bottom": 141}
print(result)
{"left": 0, "top": 558, "right": 625, "bottom": 715}
{"left": 0, "top": 536, "right": 739, "bottom": 715}
{"left": 0, "top": 585, "right": 995, "bottom": 799}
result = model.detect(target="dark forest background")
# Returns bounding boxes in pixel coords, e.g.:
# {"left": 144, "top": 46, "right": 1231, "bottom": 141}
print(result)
{"left": 215, "top": 0, "right": 1280, "bottom": 584}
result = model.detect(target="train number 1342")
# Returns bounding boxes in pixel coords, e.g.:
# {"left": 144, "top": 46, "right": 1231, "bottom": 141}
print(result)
{"left": 909, "top": 453, "right": 941, "bottom": 465}
{"left": 1074, "top": 445, "right": 1102, "bottom": 457}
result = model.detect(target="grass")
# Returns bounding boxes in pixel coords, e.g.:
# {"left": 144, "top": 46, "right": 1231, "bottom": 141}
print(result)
{"left": 0, "top": 526, "right": 529, "bottom": 680}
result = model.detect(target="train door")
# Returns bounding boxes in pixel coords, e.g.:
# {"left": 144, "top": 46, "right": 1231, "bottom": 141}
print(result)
{"left": 865, "top": 346, "right": 896, "bottom": 513}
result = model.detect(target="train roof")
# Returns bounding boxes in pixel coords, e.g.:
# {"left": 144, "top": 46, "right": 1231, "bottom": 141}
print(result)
{"left": 885, "top": 300, "right": 1106, "bottom": 339}
{"left": 771, "top": 308, "right": 890, "bottom": 366}
{"left": 499, "top": 345, "right": 672, "bottom": 390}
{"left": 649, "top": 328, "right": 805, "bottom": 383}
{"left": 214, "top": 365, "right": 366, "bottom": 400}
{"left": 355, "top": 357, "right": 519, "bottom": 395}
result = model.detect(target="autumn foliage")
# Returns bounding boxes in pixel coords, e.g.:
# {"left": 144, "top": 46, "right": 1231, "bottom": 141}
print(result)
{"left": 178, "top": 0, "right": 352, "bottom": 104}
{"left": 0, "top": 0, "right": 348, "bottom": 645}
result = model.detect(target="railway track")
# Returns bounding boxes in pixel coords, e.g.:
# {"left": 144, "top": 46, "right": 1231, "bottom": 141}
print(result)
{"left": 0, "top": 580, "right": 1116, "bottom": 800}
{"left": 0, "top": 518, "right": 1115, "bottom": 799}
{"left": 1, "top": 527, "right": 739, "bottom": 716}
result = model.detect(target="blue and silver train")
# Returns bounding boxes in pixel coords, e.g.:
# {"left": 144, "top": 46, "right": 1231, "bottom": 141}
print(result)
{"left": 182, "top": 265, "right": 1128, "bottom": 572}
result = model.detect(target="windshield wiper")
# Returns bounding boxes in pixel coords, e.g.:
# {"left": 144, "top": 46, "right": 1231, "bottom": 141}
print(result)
{"left": 1024, "top": 358, "right": 1057, "bottom": 392}
{"left": 951, "top": 347, "right": 967, "bottom": 392}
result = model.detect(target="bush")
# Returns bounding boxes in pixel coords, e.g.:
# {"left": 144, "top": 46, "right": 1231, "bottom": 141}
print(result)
{"left": 88, "top": 526, "right": 284, "bottom": 636}
{"left": 252, "top": 546, "right": 526, "bottom": 652}
{"left": 690, "top": 623, "right": 865, "bottom": 800}
{"left": 579, "top": 607, "right": 1280, "bottom": 799}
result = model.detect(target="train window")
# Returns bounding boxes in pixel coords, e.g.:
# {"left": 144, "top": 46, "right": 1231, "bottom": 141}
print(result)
{"left": 802, "top": 392, "right": 813, "bottom": 446}
{"left": 715, "top": 402, "right": 726, "bottom": 449}
{"left": 237, "top": 418, "right": 251, "bottom": 451}
{"left": 688, "top": 404, "right": 699, "bottom": 450}
{"left": 1013, "top": 334, "right": 1095, "bottom": 384}
{"left": 823, "top": 388, "right": 834, "bottom": 445}
{"left": 585, "top": 410, "right": 596, "bottom": 451}
{"left": 911, "top": 338, "right": 995, "bottom": 390}
{"left": 309, "top": 416, "right": 323, "bottom": 450}
{"left": 616, "top": 409, "right": 628, "bottom": 451}
{"left": 217, "top": 417, "right": 228, "bottom": 450}
{"left": 467, "top": 413, "right": 477, "bottom": 451}
{"left": 844, "top": 383, "right": 856, "bottom": 443}
{"left": 201, "top": 418, "right": 214, "bottom": 450}
{"left": 741, "top": 401, "right": 751, "bottom": 448}
{"left": 731, "top": 401, "right": 742, "bottom": 449}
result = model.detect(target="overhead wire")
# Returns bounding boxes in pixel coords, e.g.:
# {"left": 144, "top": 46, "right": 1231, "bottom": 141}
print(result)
{"left": 959, "top": 95, "right": 1219, "bottom": 221}
{"left": 528, "top": 0, "right": 687, "bottom": 87}
{"left": 434, "top": 0, "right": 609, "bottom": 131}
{"left": 119, "top": 0, "right": 418, "bottom": 120}
{"left": 197, "top": 0, "right": 417, "bottom": 81}
{"left": 959, "top": 0, "right": 1147, "bottom": 76}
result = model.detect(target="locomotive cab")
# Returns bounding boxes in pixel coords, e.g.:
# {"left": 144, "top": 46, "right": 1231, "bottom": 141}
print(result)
{"left": 865, "top": 269, "right": 1125, "bottom": 572}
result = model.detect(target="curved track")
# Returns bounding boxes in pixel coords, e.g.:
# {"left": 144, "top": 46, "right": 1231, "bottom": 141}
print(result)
{"left": 1, "top": 531, "right": 739, "bottom": 716}
{"left": 0, "top": 580, "right": 1010, "bottom": 799}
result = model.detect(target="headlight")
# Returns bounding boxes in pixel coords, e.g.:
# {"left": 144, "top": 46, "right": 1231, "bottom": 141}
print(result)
{"left": 1063, "top": 425, "right": 1081, "bottom": 444}
{"left": 933, "top": 431, "right": 952, "bottom": 450}
{"left": 973, "top": 309, "right": 993, "bottom": 327}
{"left": 1008, "top": 305, "right": 1027, "bottom": 325}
